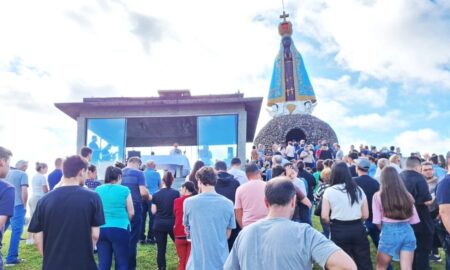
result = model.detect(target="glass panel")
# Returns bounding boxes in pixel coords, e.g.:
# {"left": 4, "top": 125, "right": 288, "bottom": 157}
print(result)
{"left": 197, "top": 115, "right": 237, "bottom": 166}
{"left": 86, "top": 118, "right": 126, "bottom": 179}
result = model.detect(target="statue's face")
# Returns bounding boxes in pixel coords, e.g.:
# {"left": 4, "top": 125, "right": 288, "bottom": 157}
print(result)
{"left": 282, "top": 37, "right": 291, "bottom": 47}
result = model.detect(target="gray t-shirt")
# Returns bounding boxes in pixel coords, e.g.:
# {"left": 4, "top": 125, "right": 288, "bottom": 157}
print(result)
{"left": 224, "top": 218, "right": 341, "bottom": 270}
{"left": 183, "top": 192, "right": 236, "bottom": 270}
{"left": 6, "top": 169, "right": 29, "bottom": 206}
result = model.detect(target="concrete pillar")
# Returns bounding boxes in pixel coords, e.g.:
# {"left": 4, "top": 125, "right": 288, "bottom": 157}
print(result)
{"left": 237, "top": 110, "right": 247, "bottom": 165}
{"left": 76, "top": 116, "right": 86, "bottom": 153}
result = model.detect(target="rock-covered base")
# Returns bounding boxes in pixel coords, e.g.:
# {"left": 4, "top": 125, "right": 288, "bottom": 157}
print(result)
{"left": 254, "top": 114, "right": 339, "bottom": 147}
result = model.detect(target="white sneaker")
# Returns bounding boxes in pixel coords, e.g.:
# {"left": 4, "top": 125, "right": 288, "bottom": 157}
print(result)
{"left": 25, "top": 239, "right": 34, "bottom": 245}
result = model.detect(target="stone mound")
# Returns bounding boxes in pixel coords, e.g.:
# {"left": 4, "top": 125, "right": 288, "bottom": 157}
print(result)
{"left": 254, "top": 114, "right": 338, "bottom": 146}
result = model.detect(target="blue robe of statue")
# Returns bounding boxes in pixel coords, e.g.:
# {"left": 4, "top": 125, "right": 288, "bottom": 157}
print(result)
{"left": 268, "top": 36, "right": 316, "bottom": 107}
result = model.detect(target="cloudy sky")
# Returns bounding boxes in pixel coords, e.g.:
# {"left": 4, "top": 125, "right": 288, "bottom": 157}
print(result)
{"left": 1, "top": 0, "right": 450, "bottom": 166}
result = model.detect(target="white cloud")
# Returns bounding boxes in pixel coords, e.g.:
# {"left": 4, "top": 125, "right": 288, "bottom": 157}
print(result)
{"left": 427, "top": 110, "right": 441, "bottom": 120}
{"left": 0, "top": 0, "right": 283, "bottom": 163}
{"left": 345, "top": 110, "right": 408, "bottom": 131}
{"left": 312, "top": 75, "right": 402, "bottom": 132}
{"left": 395, "top": 129, "right": 450, "bottom": 155}
{"left": 314, "top": 75, "right": 388, "bottom": 108}
{"left": 296, "top": 0, "right": 450, "bottom": 89}
{"left": 314, "top": 100, "right": 348, "bottom": 124}
{"left": 0, "top": 0, "right": 283, "bottom": 98}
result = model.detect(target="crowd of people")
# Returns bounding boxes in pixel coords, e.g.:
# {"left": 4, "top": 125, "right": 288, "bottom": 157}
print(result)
{"left": 0, "top": 140, "right": 450, "bottom": 270}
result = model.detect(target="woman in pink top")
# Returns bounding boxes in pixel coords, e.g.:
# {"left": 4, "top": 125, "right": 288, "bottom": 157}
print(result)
{"left": 372, "top": 166, "right": 420, "bottom": 270}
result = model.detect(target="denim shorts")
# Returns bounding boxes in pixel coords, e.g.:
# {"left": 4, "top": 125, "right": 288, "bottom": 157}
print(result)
{"left": 379, "top": 222, "right": 416, "bottom": 261}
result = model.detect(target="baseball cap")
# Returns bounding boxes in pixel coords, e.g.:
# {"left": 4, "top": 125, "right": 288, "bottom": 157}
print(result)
{"left": 356, "top": 158, "right": 371, "bottom": 171}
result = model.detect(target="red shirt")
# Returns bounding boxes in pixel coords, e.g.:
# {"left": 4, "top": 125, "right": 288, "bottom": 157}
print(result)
{"left": 173, "top": 195, "right": 191, "bottom": 237}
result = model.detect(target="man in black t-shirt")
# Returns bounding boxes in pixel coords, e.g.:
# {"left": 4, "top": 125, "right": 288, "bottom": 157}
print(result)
{"left": 354, "top": 158, "right": 380, "bottom": 246}
{"left": 28, "top": 155, "right": 105, "bottom": 270}
{"left": 400, "top": 157, "right": 434, "bottom": 270}
{"left": 319, "top": 144, "right": 333, "bottom": 160}
{"left": 297, "top": 160, "right": 316, "bottom": 224}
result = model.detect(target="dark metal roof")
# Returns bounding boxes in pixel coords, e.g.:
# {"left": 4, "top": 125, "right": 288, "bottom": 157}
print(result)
{"left": 55, "top": 92, "right": 263, "bottom": 142}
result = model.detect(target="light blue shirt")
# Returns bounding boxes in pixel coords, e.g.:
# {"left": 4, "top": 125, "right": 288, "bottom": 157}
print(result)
{"left": 6, "top": 169, "right": 28, "bottom": 206}
{"left": 183, "top": 192, "right": 236, "bottom": 270}
{"left": 224, "top": 218, "right": 341, "bottom": 270}
{"left": 144, "top": 168, "right": 161, "bottom": 195}
{"left": 434, "top": 165, "right": 447, "bottom": 179}
{"left": 96, "top": 184, "right": 130, "bottom": 230}
{"left": 368, "top": 164, "right": 377, "bottom": 177}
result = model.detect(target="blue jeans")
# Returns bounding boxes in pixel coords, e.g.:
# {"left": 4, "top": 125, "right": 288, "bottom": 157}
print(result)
{"left": 5, "top": 205, "right": 26, "bottom": 264}
{"left": 141, "top": 200, "right": 155, "bottom": 241}
{"left": 129, "top": 203, "right": 142, "bottom": 270}
{"left": 97, "top": 227, "right": 130, "bottom": 270}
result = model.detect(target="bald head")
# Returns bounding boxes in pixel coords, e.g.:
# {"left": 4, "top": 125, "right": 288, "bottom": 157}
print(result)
{"left": 146, "top": 160, "right": 156, "bottom": 169}
{"left": 272, "top": 155, "right": 282, "bottom": 166}
{"left": 265, "top": 177, "right": 296, "bottom": 206}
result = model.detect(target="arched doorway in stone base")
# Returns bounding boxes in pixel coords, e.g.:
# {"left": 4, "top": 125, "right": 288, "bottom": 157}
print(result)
{"left": 285, "top": 128, "right": 306, "bottom": 143}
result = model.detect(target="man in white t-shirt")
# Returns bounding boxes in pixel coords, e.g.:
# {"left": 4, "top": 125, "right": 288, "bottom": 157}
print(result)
{"left": 227, "top": 158, "right": 248, "bottom": 185}
{"left": 234, "top": 164, "right": 268, "bottom": 228}
{"left": 286, "top": 141, "right": 295, "bottom": 161}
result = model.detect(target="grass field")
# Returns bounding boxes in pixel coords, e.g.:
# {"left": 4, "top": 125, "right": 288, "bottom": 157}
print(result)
{"left": 1, "top": 216, "right": 446, "bottom": 270}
